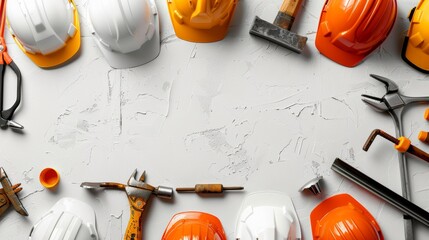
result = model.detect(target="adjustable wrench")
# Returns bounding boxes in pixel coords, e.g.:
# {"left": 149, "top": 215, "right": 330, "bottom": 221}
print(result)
{"left": 81, "top": 169, "right": 173, "bottom": 240}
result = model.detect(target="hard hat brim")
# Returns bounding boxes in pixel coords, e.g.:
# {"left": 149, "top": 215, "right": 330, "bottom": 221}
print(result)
{"left": 10, "top": 1, "right": 81, "bottom": 68}
{"left": 402, "top": 37, "right": 429, "bottom": 73}
{"left": 93, "top": 11, "right": 160, "bottom": 69}
{"left": 315, "top": 34, "right": 366, "bottom": 67}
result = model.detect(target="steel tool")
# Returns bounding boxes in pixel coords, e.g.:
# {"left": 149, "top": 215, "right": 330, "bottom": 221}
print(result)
{"left": 361, "top": 74, "right": 429, "bottom": 239}
{"left": 364, "top": 129, "right": 429, "bottom": 163}
{"left": 331, "top": 158, "right": 429, "bottom": 228}
{"left": 249, "top": 0, "right": 307, "bottom": 53}
{"left": 299, "top": 176, "right": 323, "bottom": 195}
{"left": 176, "top": 184, "right": 243, "bottom": 193}
{"left": 0, "top": 167, "right": 28, "bottom": 216}
{"left": 81, "top": 169, "right": 173, "bottom": 240}
{"left": 0, "top": 0, "right": 23, "bottom": 130}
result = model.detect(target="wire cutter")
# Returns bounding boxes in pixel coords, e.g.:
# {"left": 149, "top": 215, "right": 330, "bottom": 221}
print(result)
{"left": 0, "top": 0, "right": 23, "bottom": 130}
{"left": 361, "top": 74, "right": 429, "bottom": 240}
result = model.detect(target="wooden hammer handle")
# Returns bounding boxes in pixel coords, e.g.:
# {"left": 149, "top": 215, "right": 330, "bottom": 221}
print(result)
{"left": 279, "top": 0, "right": 304, "bottom": 17}
{"left": 274, "top": 0, "right": 304, "bottom": 30}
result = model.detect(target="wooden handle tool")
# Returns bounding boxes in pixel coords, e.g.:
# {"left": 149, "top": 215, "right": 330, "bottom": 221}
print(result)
{"left": 274, "top": 0, "right": 305, "bottom": 30}
{"left": 176, "top": 184, "right": 244, "bottom": 193}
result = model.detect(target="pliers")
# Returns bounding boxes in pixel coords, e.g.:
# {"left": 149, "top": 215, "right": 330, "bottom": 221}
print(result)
{"left": 361, "top": 74, "right": 429, "bottom": 240}
{"left": 0, "top": 0, "right": 23, "bottom": 130}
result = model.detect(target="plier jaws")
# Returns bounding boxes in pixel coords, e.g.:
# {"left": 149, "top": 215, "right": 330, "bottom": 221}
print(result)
{"left": 0, "top": 118, "right": 23, "bottom": 129}
{"left": 361, "top": 94, "right": 390, "bottom": 112}
{"left": 369, "top": 74, "right": 399, "bottom": 93}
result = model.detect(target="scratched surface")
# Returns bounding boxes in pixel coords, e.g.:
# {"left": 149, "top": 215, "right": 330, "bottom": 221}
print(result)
{"left": 1, "top": 0, "right": 429, "bottom": 239}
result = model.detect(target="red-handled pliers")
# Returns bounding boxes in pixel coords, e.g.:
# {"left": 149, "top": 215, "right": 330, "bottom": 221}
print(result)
{"left": 0, "top": 0, "right": 22, "bottom": 129}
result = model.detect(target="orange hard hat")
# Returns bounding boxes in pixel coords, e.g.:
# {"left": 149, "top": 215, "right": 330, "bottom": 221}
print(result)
{"left": 162, "top": 211, "right": 226, "bottom": 240}
{"left": 167, "top": 0, "right": 238, "bottom": 42}
{"left": 316, "top": 0, "right": 397, "bottom": 67}
{"left": 310, "top": 194, "right": 384, "bottom": 240}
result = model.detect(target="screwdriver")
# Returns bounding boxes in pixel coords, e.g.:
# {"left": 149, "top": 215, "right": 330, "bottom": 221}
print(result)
{"left": 176, "top": 184, "right": 244, "bottom": 193}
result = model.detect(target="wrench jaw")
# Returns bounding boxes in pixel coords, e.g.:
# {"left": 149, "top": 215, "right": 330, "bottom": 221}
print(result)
{"left": 127, "top": 169, "right": 156, "bottom": 193}
{"left": 370, "top": 74, "right": 399, "bottom": 93}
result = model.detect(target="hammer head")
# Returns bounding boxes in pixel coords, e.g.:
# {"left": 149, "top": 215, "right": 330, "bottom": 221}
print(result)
{"left": 250, "top": 16, "right": 307, "bottom": 54}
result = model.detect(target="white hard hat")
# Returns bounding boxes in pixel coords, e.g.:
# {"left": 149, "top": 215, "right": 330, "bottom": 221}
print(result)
{"left": 28, "top": 198, "right": 99, "bottom": 240}
{"left": 88, "top": 0, "right": 160, "bottom": 69}
{"left": 235, "top": 191, "right": 302, "bottom": 240}
{"left": 7, "top": 0, "right": 81, "bottom": 68}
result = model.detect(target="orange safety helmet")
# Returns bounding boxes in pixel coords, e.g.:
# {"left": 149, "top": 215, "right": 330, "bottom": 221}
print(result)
{"left": 167, "top": 0, "right": 238, "bottom": 43}
{"left": 162, "top": 211, "right": 226, "bottom": 240}
{"left": 316, "top": 0, "right": 397, "bottom": 67}
{"left": 402, "top": 0, "right": 429, "bottom": 73}
{"left": 310, "top": 194, "right": 384, "bottom": 240}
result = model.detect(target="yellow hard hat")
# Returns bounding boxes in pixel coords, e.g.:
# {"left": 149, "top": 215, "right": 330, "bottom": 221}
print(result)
{"left": 402, "top": 0, "right": 429, "bottom": 73}
{"left": 6, "top": 0, "right": 80, "bottom": 68}
{"left": 167, "top": 0, "right": 238, "bottom": 43}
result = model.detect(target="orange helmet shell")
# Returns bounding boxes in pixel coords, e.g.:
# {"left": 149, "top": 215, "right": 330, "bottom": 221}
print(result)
{"left": 316, "top": 0, "right": 397, "bottom": 67}
{"left": 311, "top": 194, "right": 384, "bottom": 240}
{"left": 167, "top": 0, "right": 238, "bottom": 42}
{"left": 162, "top": 211, "right": 226, "bottom": 240}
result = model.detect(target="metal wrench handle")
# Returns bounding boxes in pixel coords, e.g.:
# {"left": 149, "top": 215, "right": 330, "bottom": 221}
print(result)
{"left": 401, "top": 95, "right": 429, "bottom": 105}
{"left": 389, "top": 107, "right": 413, "bottom": 240}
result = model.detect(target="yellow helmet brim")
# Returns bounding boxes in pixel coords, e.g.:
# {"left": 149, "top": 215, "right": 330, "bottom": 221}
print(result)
{"left": 11, "top": 0, "right": 81, "bottom": 68}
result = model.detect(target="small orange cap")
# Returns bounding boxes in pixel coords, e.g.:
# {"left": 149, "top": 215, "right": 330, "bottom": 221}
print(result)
{"left": 395, "top": 136, "right": 411, "bottom": 153}
{"left": 39, "top": 168, "right": 60, "bottom": 189}
{"left": 424, "top": 109, "right": 429, "bottom": 121}
{"left": 419, "top": 131, "right": 429, "bottom": 143}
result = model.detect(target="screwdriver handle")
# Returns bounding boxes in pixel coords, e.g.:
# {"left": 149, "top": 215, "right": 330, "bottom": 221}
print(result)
{"left": 176, "top": 184, "right": 244, "bottom": 193}
{"left": 195, "top": 184, "right": 223, "bottom": 193}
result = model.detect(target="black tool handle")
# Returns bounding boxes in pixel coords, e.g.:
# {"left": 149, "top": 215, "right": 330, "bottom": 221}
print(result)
{"left": 1, "top": 60, "right": 21, "bottom": 120}
{"left": 332, "top": 158, "right": 429, "bottom": 227}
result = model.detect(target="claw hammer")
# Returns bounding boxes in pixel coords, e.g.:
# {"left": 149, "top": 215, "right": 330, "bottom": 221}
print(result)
{"left": 81, "top": 169, "right": 173, "bottom": 240}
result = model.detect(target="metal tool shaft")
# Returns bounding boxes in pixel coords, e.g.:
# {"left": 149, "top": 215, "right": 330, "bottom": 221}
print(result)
{"left": 332, "top": 158, "right": 429, "bottom": 228}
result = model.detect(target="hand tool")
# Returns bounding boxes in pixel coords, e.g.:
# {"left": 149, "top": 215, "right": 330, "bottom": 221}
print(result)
{"left": 361, "top": 74, "right": 429, "bottom": 239}
{"left": 249, "top": 0, "right": 307, "bottom": 53}
{"left": 176, "top": 184, "right": 243, "bottom": 193}
{"left": 363, "top": 129, "right": 429, "bottom": 163}
{"left": 0, "top": 0, "right": 23, "bottom": 130}
{"left": 81, "top": 169, "right": 173, "bottom": 240}
{"left": 0, "top": 167, "right": 28, "bottom": 216}
{"left": 331, "top": 158, "right": 429, "bottom": 228}
{"left": 299, "top": 176, "right": 322, "bottom": 195}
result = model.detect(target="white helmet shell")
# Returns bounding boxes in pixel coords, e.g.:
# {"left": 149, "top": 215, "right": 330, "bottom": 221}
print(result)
{"left": 28, "top": 198, "right": 99, "bottom": 240}
{"left": 6, "top": 0, "right": 80, "bottom": 68}
{"left": 88, "top": 0, "right": 160, "bottom": 68}
{"left": 235, "top": 191, "right": 302, "bottom": 240}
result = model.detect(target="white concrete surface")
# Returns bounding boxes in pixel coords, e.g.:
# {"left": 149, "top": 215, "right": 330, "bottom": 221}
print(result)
{"left": 1, "top": 0, "right": 429, "bottom": 239}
